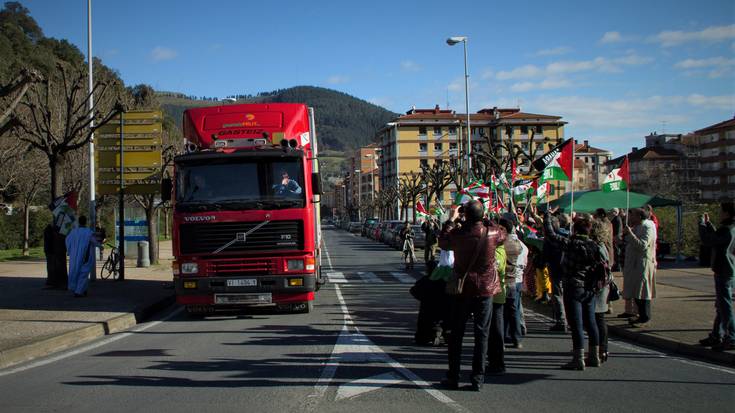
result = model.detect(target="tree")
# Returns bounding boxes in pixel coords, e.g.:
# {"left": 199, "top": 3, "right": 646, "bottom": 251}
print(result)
{"left": 12, "top": 61, "right": 122, "bottom": 202}
{"left": 398, "top": 171, "right": 423, "bottom": 223}
{"left": 420, "top": 161, "right": 451, "bottom": 209}
{"left": 0, "top": 68, "right": 42, "bottom": 136}
{"left": 4, "top": 148, "right": 49, "bottom": 255}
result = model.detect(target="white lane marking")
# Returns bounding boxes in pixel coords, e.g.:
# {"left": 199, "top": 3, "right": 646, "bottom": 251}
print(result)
{"left": 327, "top": 272, "right": 348, "bottom": 284}
{"left": 527, "top": 310, "right": 735, "bottom": 376}
{"left": 336, "top": 372, "right": 405, "bottom": 401}
{"left": 358, "top": 271, "right": 383, "bottom": 283}
{"left": 323, "top": 238, "right": 334, "bottom": 271}
{"left": 390, "top": 272, "right": 415, "bottom": 284}
{"left": 0, "top": 306, "right": 184, "bottom": 377}
{"left": 306, "top": 283, "right": 467, "bottom": 412}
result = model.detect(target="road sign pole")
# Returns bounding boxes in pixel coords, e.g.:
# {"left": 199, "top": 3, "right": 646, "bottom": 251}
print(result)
{"left": 118, "top": 112, "right": 125, "bottom": 281}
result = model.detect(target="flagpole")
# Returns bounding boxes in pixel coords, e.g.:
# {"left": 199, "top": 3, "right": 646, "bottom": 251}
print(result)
{"left": 625, "top": 154, "right": 630, "bottom": 226}
{"left": 569, "top": 139, "right": 575, "bottom": 232}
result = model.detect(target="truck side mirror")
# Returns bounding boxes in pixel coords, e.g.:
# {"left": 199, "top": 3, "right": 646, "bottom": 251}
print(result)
{"left": 311, "top": 172, "right": 322, "bottom": 195}
{"left": 161, "top": 178, "right": 172, "bottom": 202}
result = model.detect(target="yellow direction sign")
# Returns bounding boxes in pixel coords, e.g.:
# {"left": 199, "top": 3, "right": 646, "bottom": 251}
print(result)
{"left": 95, "top": 110, "right": 164, "bottom": 196}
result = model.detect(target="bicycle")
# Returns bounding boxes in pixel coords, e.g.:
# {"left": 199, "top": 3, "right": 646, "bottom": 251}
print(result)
{"left": 101, "top": 243, "right": 121, "bottom": 280}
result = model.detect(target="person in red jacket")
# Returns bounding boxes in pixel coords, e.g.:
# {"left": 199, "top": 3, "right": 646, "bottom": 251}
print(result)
{"left": 438, "top": 200, "right": 506, "bottom": 391}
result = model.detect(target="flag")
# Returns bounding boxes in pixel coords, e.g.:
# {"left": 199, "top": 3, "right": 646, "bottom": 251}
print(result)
{"left": 602, "top": 156, "right": 630, "bottom": 192}
{"left": 510, "top": 159, "right": 518, "bottom": 184}
{"left": 50, "top": 191, "right": 78, "bottom": 236}
{"left": 532, "top": 179, "right": 550, "bottom": 201}
{"left": 416, "top": 200, "right": 430, "bottom": 218}
{"left": 533, "top": 138, "right": 573, "bottom": 183}
{"left": 512, "top": 180, "right": 533, "bottom": 202}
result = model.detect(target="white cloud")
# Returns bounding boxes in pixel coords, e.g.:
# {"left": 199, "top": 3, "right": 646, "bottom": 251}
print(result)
{"left": 326, "top": 75, "right": 350, "bottom": 85}
{"left": 684, "top": 94, "right": 735, "bottom": 109}
{"left": 510, "top": 78, "right": 572, "bottom": 92}
{"left": 497, "top": 54, "right": 652, "bottom": 80}
{"left": 600, "top": 31, "right": 625, "bottom": 44}
{"left": 650, "top": 24, "right": 735, "bottom": 47}
{"left": 481, "top": 68, "right": 495, "bottom": 80}
{"left": 150, "top": 46, "right": 177, "bottom": 62}
{"left": 534, "top": 46, "right": 572, "bottom": 56}
{"left": 675, "top": 57, "right": 735, "bottom": 69}
{"left": 496, "top": 64, "right": 544, "bottom": 80}
{"left": 447, "top": 77, "right": 464, "bottom": 92}
{"left": 400, "top": 60, "right": 421, "bottom": 72}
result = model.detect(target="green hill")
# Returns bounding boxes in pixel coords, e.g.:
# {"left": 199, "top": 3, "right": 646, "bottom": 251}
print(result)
{"left": 158, "top": 86, "right": 397, "bottom": 151}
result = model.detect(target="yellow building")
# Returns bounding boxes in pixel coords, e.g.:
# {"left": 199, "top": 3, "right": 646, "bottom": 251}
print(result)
{"left": 376, "top": 105, "right": 566, "bottom": 217}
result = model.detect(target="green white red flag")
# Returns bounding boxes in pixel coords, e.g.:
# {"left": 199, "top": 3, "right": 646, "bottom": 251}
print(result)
{"left": 532, "top": 179, "right": 550, "bottom": 201}
{"left": 533, "top": 138, "right": 573, "bottom": 183}
{"left": 416, "top": 199, "right": 430, "bottom": 218}
{"left": 602, "top": 156, "right": 630, "bottom": 192}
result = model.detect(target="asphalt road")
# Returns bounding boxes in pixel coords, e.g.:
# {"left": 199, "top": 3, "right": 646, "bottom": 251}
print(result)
{"left": 1, "top": 226, "right": 734, "bottom": 412}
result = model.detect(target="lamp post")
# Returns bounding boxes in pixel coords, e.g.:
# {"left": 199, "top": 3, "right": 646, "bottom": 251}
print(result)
{"left": 354, "top": 169, "right": 361, "bottom": 222}
{"left": 446, "top": 36, "right": 471, "bottom": 177}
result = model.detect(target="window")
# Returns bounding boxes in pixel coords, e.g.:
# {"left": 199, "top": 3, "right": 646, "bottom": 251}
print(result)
{"left": 419, "top": 143, "right": 427, "bottom": 152}
{"left": 491, "top": 128, "right": 497, "bottom": 138}
{"left": 535, "top": 125, "right": 543, "bottom": 134}
{"left": 448, "top": 126, "right": 456, "bottom": 135}
{"left": 433, "top": 127, "right": 442, "bottom": 136}
{"left": 418, "top": 126, "right": 427, "bottom": 136}
{"left": 505, "top": 126, "right": 513, "bottom": 137}
{"left": 521, "top": 125, "right": 528, "bottom": 135}
{"left": 434, "top": 143, "right": 443, "bottom": 152}
{"left": 420, "top": 159, "right": 428, "bottom": 168}
{"left": 449, "top": 142, "right": 458, "bottom": 150}
{"left": 478, "top": 127, "right": 485, "bottom": 136}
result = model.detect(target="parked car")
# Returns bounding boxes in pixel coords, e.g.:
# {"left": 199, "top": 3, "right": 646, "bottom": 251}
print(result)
{"left": 362, "top": 217, "right": 379, "bottom": 236}
{"left": 373, "top": 222, "right": 386, "bottom": 240}
{"left": 381, "top": 221, "right": 403, "bottom": 245}
{"left": 348, "top": 222, "right": 362, "bottom": 234}
{"left": 412, "top": 224, "right": 426, "bottom": 249}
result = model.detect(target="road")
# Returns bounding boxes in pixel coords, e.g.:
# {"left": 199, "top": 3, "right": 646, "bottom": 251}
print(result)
{"left": 1, "top": 226, "right": 734, "bottom": 412}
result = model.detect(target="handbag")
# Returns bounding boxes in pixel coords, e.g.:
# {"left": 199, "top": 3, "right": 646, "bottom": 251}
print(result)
{"left": 410, "top": 275, "right": 433, "bottom": 301}
{"left": 446, "top": 227, "right": 488, "bottom": 296}
{"left": 607, "top": 280, "right": 621, "bottom": 302}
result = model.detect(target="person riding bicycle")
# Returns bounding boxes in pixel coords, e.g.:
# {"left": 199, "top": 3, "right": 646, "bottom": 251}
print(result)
{"left": 401, "top": 221, "right": 417, "bottom": 270}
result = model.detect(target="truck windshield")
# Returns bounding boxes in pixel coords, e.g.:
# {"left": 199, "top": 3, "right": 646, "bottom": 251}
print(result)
{"left": 175, "top": 157, "right": 305, "bottom": 211}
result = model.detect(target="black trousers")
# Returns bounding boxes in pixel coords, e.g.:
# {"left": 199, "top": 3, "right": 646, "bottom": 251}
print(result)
{"left": 447, "top": 296, "right": 493, "bottom": 385}
{"left": 635, "top": 299, "right": 652, "bottom": 323}
{"left": 487, "top": 302, "right": 505, "bottom": 369}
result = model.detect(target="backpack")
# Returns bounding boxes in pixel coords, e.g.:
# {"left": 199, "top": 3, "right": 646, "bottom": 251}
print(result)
{"left": 585, "top": 243, "right": 612, "bottom": 293}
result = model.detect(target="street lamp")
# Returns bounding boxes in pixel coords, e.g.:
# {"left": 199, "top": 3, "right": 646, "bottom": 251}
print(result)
{"left": 354, "top": 169, "right": 361, "bottom": 222}
{"left": 446, "top": 35, "right": 471, "bottom": 177}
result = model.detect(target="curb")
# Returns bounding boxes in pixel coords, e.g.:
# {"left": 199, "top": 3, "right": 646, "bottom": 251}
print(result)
{"left": 0, "top": 294, "right": 175, "bottom": 370}
{"left": 522, "top": 296, "right": 735, "bottom": 367}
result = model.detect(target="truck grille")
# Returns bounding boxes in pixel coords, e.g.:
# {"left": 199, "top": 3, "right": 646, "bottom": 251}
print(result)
{"left": 209, "top": 258, "right": 274, "bottom": 276}
{"left": 180, "top": 220, "right": 304, "bottom": 255}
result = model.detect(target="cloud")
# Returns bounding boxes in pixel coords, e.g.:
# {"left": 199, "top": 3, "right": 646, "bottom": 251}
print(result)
{"left": 497, "top": 54, "right": 652, "bottom": 80}
{"left": 675, "top": 57, "right": 735, "bottom": 69}
{"left": 447, "top": 77, "right": 464, "bottom": 92}
{"left": 649, "top": 24, "right": 735, "bottom": 47}
{"left": 510, "top": 78, "right": 572, "bottom": 92}
{"left": 481, "top": 68, "right": 495, "bottom": 80}
{"left": 326, "top": 75, "right": 350, "bottom": 84}
{"left": 534, "top": 46, "right": 572, "bottom": 56}
{"left": 600, "top": 31, "right": 625, "bottom": 44}
{"left": 400, "top": 60, "right": 421, "bottom": 72}
{"left": 150, "top": 46, "right": 177, "bottom": 62}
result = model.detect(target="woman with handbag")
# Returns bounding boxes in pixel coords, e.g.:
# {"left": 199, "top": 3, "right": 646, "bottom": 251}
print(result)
{"left": 438, "top": 200, "right": 506, "bottom": 391}
{"left": 591, "top": 217, "right": 614, "bottom": 363}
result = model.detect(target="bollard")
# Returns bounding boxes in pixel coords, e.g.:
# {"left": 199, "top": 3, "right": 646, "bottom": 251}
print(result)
{"left": 137, "top": 241, "right": 150, "bottom": 268}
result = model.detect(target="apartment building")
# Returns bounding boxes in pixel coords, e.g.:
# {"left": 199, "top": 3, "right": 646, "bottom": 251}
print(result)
{"left": 345, "top": 144, "right": 381, "bottom": 219}
{"left": 695, "top": 117, "right": 735, "bottom": 201}
{"left": 375, "top": 105, "right": 566, "bottom": 216}
{"left": 574, "top": 140, "right": 613, "bottom": 190}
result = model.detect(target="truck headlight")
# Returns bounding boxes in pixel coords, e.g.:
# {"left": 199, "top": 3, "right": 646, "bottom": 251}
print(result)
{"left": 181, "top": 262, "right": 199, "bottom": 274}
{"left": 287, "top": 259, "right": 304, "bottom": 271}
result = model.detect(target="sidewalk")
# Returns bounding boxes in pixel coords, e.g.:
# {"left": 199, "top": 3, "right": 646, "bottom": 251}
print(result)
{"left": 0, "top": 241, "right": 175, "bottom": 370}
{"left": 525, "top": 262, "right": 735, "bottom": 366}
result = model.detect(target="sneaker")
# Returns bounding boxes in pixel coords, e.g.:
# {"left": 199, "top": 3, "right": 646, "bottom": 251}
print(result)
{"left": 712, "top": 340, "right": 735, "bottom": 352}
{"left": 628, "top": 318, "right": 650, "bottom": 328}
{"left": 699, "top": 336, "right": 722, "bottom": 347}
{"left": 465, "top": 382, "right": 483, "bottom": 391}
{"left": 510, "top": 342, "right": 523, "bottom": 349}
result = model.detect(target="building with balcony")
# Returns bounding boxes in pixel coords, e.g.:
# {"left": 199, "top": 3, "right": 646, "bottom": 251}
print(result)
{"left": 375, "top": 105, "right": 566, "bottom": 217}
{"left": 695, "top": 117, "right": 735, "bottom": 202}
{"left": 574, "top": 140, "right": 613, "bottom": 190}
{"left": 346, "top": 144, "right": 381, "bottom": 219}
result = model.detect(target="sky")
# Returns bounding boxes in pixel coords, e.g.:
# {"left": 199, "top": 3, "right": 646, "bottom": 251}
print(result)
{"left": 17, "top": 0, "right": 735, "bottom": 156}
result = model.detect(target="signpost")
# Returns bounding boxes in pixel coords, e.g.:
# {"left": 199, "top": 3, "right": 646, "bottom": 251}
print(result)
{"left": 95, "top": 110, "right": 163, "bottom": 281}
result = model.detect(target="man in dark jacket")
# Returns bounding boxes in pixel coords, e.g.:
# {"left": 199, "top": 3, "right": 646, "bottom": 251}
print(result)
{"left": 699, "top": 202, "right": 735, "bottom": 351}
{"left": 543, "top": 213, "right": 568, "bottom": 331}
{"left": 438, "top": 200, "right": 506, "bottom": 391}
{"left": 43, "top": 223, "right": 68, "bottom": 289}
{"left": 610, "top": 208, "right": 623, "bottom": 271}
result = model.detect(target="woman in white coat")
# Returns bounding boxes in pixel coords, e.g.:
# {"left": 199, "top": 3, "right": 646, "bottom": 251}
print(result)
{"left": 622, "top": 208, "right": 657, "bottom": 327}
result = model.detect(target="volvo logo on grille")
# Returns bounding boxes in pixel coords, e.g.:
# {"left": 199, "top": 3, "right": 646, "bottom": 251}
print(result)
{"left": 184, "top": 215, "right": 215, "bottom": 222}
{"left": 236, "top": 232, "right": 247, "bottom": 241}
{"left": 280, "top": 234, "right": 292, "bottom": 240}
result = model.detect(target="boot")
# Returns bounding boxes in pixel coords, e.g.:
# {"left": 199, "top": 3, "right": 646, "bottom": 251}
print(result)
{"left": 600, "top": 347, "right": 608, "bottom": 363}
{"left": 562, "top": 348, "right": 585, "bottom": 371}
{"left": 587, "top": 346, "right": 601, "bottom": 367}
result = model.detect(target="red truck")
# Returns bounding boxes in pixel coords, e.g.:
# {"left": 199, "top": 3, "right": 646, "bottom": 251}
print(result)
{"left": 163, "top": 103, "right": 324, "bottom": 315}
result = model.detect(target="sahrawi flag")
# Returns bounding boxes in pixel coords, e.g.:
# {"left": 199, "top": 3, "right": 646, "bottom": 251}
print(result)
{"left": 416, "top": 200, "right": 430, "bottom": 218}
{"left": 602, "top": 156, "right": 630, "bottom": 192}
{"left": 512, "top": 181, "right": 533, "bottom": 202}
{"left": 533, "top": 138, "right": 573, "bottom": 183}
{"left": 532, "top": 179, "right": 550, "bottom": 200}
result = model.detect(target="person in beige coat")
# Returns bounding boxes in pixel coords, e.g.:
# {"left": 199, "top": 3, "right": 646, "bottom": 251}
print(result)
{"left": 622, "top": 208, "right": 657, "bottom": 327}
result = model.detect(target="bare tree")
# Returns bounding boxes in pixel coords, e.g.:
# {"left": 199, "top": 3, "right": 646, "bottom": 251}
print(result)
{"left": 11, "top": 62, "right": 121, "bottom": 201}
{"left": 5, "top": 149, "right": 49, "bottom": 255}
{"left": 399, "top": 171, "right": 424, "bottom": 223}
{"left": 420, "top": 161, "right": 452, "bottom": 208}
{"left": 0, "top": 68, "right": 42, "bottom": 136}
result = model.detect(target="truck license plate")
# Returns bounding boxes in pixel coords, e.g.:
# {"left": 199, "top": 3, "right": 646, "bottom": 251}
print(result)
{"left": 214, "top": 293, "right": 272, "bottom": 305}
{"left": 226, "top": 279, "right": 257, "bottom": 287}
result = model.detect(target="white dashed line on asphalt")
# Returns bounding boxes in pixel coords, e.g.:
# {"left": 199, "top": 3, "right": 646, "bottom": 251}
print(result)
{"left": 390, "top": 272, "right": 416, "bottom": 284}
{"left": 357, "top": 271, "right": 383, "bottom": 283}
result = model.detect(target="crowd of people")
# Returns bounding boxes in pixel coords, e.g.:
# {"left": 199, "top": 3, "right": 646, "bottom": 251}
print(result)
{"left": 410, "top": 199, "right": 735, "bottom": 391}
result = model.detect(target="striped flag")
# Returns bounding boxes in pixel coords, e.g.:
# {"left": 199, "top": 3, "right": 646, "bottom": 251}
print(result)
{"left": 533, "top": 138, "right": 573, "bottom": 183}
{"left": 602, "top": 156, "right": 630, "bottom": 192}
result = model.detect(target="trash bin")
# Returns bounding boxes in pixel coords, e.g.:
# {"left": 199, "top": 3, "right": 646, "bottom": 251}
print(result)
{"left": 137, "top": 241, "right": 150, "bottom": 268}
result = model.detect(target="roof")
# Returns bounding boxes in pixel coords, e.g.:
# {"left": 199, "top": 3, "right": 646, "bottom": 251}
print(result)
{"left": 575, "top": 142, "right": 612, "bottom": 154}
{"left": 695, "top": 117, "right": 735, "bottom": 134}
{"left": 607, "top": 146, "right": 684, "bottom": 165}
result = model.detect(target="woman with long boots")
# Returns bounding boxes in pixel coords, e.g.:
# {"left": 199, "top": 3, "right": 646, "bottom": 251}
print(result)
{"left": 590, "top": 218, "right": 613, "bottom": 363}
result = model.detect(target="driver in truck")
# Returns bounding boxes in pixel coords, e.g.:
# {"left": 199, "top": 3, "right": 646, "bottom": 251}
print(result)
{"left": 273, "top": 170, "right": 302, "bottom": 197}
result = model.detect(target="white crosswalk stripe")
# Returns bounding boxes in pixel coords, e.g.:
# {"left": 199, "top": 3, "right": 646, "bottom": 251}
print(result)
{"left": 326, "top": 271, "right": 348, "bottom": 284}
{"left": 389, "top": 272, "right": 416, "bottom": 284}
{"left": 357, "top": 271, "right": 383, "bottom": 283}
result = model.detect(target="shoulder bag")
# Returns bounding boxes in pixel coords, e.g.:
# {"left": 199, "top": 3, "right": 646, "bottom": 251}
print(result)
{"left": 446, "top": 227, "right": 488, "bottom": 296}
